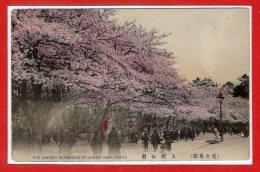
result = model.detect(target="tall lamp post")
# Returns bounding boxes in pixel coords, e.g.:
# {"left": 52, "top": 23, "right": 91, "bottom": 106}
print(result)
{"left": 217, "top": 91, "right": 225, "bottom": 142}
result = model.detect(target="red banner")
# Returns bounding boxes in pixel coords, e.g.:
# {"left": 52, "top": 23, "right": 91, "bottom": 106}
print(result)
{"left": 104, "top": 119, "right": 108, "bottom": 132}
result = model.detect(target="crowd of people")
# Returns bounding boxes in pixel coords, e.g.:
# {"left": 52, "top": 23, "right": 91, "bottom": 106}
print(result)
{"left": 140, "top": 127, "right": 198, "bottom": 153}
{"left": 95, "top": 123, "right": 249, "bottom": 155}
{"left": 90, "top": 123, "right": 249, "bottom": 156}
{"left": 12, "top": 120, "right": 249, "bottom": 156}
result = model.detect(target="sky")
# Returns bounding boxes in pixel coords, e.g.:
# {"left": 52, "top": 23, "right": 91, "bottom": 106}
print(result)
{"left": 115, "top": 8, "right": 250, "bottom": 84}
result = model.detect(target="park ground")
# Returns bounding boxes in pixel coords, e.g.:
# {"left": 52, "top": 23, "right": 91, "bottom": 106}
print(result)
{"left": 12, "top": 133, "right": 250, "bottom": 162}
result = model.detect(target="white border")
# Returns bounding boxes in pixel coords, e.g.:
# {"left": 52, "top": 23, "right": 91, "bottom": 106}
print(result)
{"left": 7, "top": 5, "right": 253, "bottom": 165}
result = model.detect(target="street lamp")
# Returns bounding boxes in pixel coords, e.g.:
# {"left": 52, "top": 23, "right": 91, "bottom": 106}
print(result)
{"left": 217, "top": 91, "right": 225, "bottom": 142}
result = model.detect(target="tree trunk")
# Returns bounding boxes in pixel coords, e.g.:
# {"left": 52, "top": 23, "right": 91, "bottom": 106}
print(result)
{"left": 29, "top": 83, "right": 44, "bottom": 153}
{"left": 16, "top": 80, "right": 31, "bottom": 153}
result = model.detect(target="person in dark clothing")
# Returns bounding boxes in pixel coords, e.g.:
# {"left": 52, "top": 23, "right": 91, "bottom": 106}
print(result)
{"left": 196, "top": 128, "right": 201, "bottom": 136}
{"left": 130, "top": 130, "right": 134, "bottom": 143}
{"left": 190, "top": 128, "right": 196, "bottom": 141}
{"left": 188, "top": 127, "right": 192, "bottom": 140}
{"left": 163, "top": 128, "right": 171, "bottom": 140}
{"left": 180, "top": 128, "right": 184, "bottom": 140}
{"left": 184, "top": 128, "right": 189, "bottom": 140}
{"left": 164, "top": 136, "right": 172, "bottom": 152}
{"left": 91, "top": 131, "right": 103, "bottom": 156}
{"left": 108, "top": 127, "right": 121, "bottom": 156}
{"left": 172, "top": 129, "right": 179, "bottom": 142}
{"left": 218, "top": 126, "right": 224, "bottom": 142}
{"left": 142, "top": 132, "right": 150, "bottom": 152}
{"left": 175, "top": 129, "right": 180, "bottom": 141}
{"left": 203, "top": 127, "right": 206, "bottom": 135}
{"left": 151, "top": 130, "right": 160, "bottom": 152}
{"left": 132, "top": 130, "right": 139, "bottom": 144}
{"left": 58, "top": 128, "right": 77, "bottom": 155}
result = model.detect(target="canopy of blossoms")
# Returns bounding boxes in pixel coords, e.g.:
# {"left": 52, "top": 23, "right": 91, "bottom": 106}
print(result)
{"left": 11, "top": 9, "right": 249, "bottom": 125}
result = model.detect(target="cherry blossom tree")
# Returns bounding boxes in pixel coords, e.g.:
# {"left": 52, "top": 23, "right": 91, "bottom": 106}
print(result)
{"left": 11, "top": 9, "right": 249, "bottom": 153}
{"left": 11, "top": 9, "right": 188, "bottom": 150}
{"left": 179, "top": 82, "right": 249, "bottom": 123}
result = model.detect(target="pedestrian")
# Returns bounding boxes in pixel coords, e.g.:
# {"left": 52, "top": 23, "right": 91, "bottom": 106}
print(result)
{"left": 213, "top": 127, "right": 219, "bottom": 138}
{"left": 196, "top": 128, "right": 201, "bottom": 136}
{"left": 218, "top": 126, "right": 224, "bottom": 142}
{"left": 133, "top": 130, "right": 139, "bottom": 144}
{"left": 173, "top": 129, "right": 179, "bottom": 141}
{"left": 58, "top": 127, "right": 77, "bottom": 155}
{"left": 188, "top": 127, "right": 192, "bottom": 140}
{"left": 108, "top": 126, "right": 121, "bottom": 156}
{"left": 180, "top": 128, "right": 184, "bottom": 140}
{"left": 184, "top": 128, "right": 189, "bottom": 140}
{"left": 164, "top": 136, "right": 172, "bottom": 152}
{"left": 203, "top": 127, "right": 206, "bottom": 135}
{"left": 191, "top": 127, "right": 196, "bottom": 141}
{"left": 151, "top": 130, "right": 160, "bottom": 152}
{"left": 91, "top": 131, "right": 103, "bottom": 156}
{"left": 142, "top": 132, "right": 150, "bottom": 152}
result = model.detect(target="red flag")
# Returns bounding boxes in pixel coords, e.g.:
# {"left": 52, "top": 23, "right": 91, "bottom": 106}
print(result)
{"left": 104, "top": 119, "right": 108, "bottom": 132}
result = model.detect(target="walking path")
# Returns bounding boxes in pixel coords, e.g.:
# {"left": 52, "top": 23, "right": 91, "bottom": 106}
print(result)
{"left": 12, "top": 133, "right": 250, "bottom": 162}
